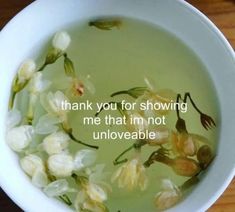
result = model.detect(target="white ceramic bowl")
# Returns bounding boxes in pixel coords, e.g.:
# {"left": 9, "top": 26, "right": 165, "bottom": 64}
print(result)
{"left": 0, "top": 0, "right": 235, "bottom": 211}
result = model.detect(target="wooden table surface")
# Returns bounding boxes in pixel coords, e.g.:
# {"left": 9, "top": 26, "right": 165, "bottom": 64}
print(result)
{"left": 0, "top": 0, "right": 235, "bottom": 211}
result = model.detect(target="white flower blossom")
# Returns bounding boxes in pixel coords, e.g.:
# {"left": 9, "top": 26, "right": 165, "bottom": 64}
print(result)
{"left": 74, "top": 149, "right": 97, "bottom": 170}
{"left": 73, "top": 165, "right": 109, "bottom": 211}
{"left": 85, "top": 182, "right": 107, "bottom": 202}
{"left": 42, "top": 131, "right": 70, "bottom": 155}
{"left": 29, "top": 72, "right": 51, "bottom": 95}
{"left": 52, "top": 31, "right": 71, "bottom": 52}
{"left": 47, "top": 153, "right": 74, "bottom": 177}
{"left": 111, "top": 155, "right": 148, "bottom": 191}
{"left": 155, "top": 179, "right": 181, "bottom": 210}
{"left": 17, "top": 59, "right": 36, "bottom": 83}
{"left": 43, "top": 179, "right": 70, "bottom": 197}
{"left": 20, "top": 154, "right": 45, "bottom": 177}
{"left": 6, "top": 125, "right": 34, "bottom": 152}
{"left": 40, "top": 91, "right": 69, "bottom": 122}
{"left": 74, "top": 190, "right": 107, "bottom": 212}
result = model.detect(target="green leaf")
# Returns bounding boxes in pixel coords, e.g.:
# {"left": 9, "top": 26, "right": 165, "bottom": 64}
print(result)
{"left": 64, "top": 56, "right": 76, "bottom": 77}
{"left": 45, "top": 48, "right": 61, "bottom": 64}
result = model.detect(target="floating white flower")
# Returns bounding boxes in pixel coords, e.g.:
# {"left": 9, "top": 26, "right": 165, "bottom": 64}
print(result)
{"left": 47, "top": 153, "right": 74, "bottom": 177}
{"left": 6, "top": 125, "right": 34, "bottom": 152}
{"left": 40, "top": 91, "right": 69, "bottom": 122}
{"left": 17, "top": 59, "right": 36, "bottom": 83}
{"left": 20, "top": 154, "right": 45, "bottom": 177}
{"left": 74, "top": 190, "right": 108, "bottom": 212}
{"left": 29, "top": 72, "right": 51, "bottom": 95}
{"left": 85, "top": 182, "right": 107, "bottom": 203}
{"left": 43, "top": 179, "right": 70, "bottom": 197}
{"left": 74, "top": 149, "right": 97, "bottom": 170}
{"left": 52, "top": 31, "right": 71, "bottom": 52}
{"left": 155, "top": 179, "right": 181, "bottom": 210}
{"left": 111, "top": 155, "right": 148, "bottom": 191}
{"left": 42, "top": 131, "right": 70, "bottom": 155}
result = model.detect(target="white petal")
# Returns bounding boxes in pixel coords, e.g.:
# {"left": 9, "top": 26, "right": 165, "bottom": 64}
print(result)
{"left": 74, "top": 190, "right": 87, "bottom": 211}
{"left": 74, "top": 149, "right": 97, "bottom": 170}
{"left": 20, "top": 154, "right": 44, "bottom": 177}
{"left": 32, "top": 169, "right": 48, "bottom": 188}
{"left": 7, "top": 109, "right": 21, "bottom": 129}
{"left": 6, "top": 125, "right": 34, "bottom": 152}
{"left": 86, "top": 183, "right": 107, "bottom": 202}
{"left": 40, "top": 91, "right": 69, "bottom": 121}
{"left": 161, "top": 179, "right": 174, "bottom": 190}
{"left": 81, "top": 75, "right": 96, "bottom": 95}
{"left": 43, "top": 179, "right": 69, "bottom": 197}
{"left": 89, "top": 164, "right": 108, "bottom": 183}
{"left": 155, "top": 190, "right": 180, "bottom": 210}
{"left": 29, "top": 72, "right": 51, "bottom": 94}
{"left": 144, "top": 76, "right": 156, "bottom": 91}
{"left": 43, "top": 131, "right": 70, "bottom": 155}
{"left": 48, "top": 153, "right": 74, "bottom": 177}
{"left": 52, "top": 31, "right": 71, "bottom": 51}
{"left": 35, "top": 114, "right": 61, "bottom": 134}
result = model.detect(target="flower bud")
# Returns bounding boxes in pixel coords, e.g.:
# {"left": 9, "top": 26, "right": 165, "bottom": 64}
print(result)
{"left": 20, "top": 154, "right": 44, "bottom": 177}
{"left": 6, "top": 125, "right": 34, "bottom": 152}
{"left": 17, "top": 59, "right": 36, "bottom": 83}
{"left": 45, "top": 48, "right": 61, "bottom": 64}
{"left": 42, "top": 131, "right": 70, "bottom": 155}
{"left": 64, "top": 56, "right": 75, "bottom": 77}
{"left": 171, "top": 157, "right": 200, "bottom": 177}
{"left": 52, "top": 31, "right": 71, "bottom": 52}
{"left": 197, "top": 145, "right": 213, "bottom": 169}
{"left": 172, "top": 131, "right": 197, "bottom": 157}
{"left": 47, "top": 153, "right": 74, "bottom": 177}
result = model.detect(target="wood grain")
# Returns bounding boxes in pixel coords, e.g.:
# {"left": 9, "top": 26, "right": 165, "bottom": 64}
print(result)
{"left": 0, "top": 0, "right": 235, "bottom": 211}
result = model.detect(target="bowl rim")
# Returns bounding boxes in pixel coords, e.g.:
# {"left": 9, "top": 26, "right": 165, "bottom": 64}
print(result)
{"left": 0, "top": 0, "right": 235, "bottom": 211}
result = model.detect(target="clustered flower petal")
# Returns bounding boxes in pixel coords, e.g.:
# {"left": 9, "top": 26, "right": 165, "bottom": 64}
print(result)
{"left": 47, "top": 153, "right": 74, "bottom": 178}
{"left": 42, "top": 131, "right": 70, "bottom": 155}
{"left": 155, "top": 179, "right": 181, "bottom": 210}
{"left": 111, "top": 155, "right": 148, "bottom": 191}
{"left": 6, "top": 125, "right": 34, "bottom": 152}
